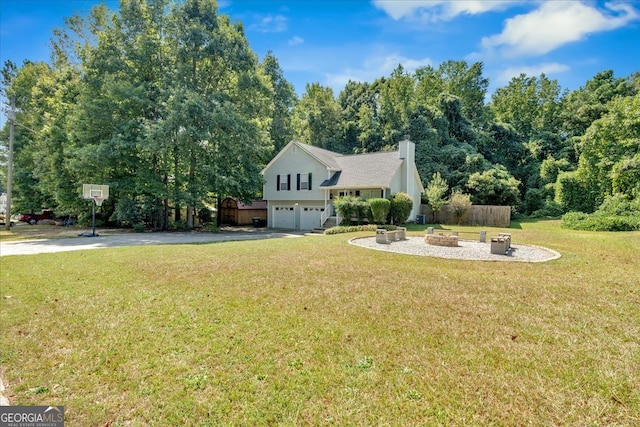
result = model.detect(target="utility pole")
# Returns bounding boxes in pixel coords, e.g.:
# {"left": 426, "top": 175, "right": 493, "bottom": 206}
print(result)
{"left": 4, "top": 95, "right": 16, "bottom": 232}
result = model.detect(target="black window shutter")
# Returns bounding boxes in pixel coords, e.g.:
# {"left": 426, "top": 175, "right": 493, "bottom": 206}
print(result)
{"left": 297, "top": 174, "right": 301, "bottom": 191}
{"left": 308, "top": 173, "right": 312, "bottom": 190}
{"left": 287, "top": 174, "right": 291, "bottom": 191}
{"left": 277, "top": 175, "right": 280, "bottom": 191}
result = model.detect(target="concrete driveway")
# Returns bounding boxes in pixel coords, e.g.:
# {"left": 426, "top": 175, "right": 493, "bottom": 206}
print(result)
{"left": 0, "top": 228, "right": 308, "bottom": 257}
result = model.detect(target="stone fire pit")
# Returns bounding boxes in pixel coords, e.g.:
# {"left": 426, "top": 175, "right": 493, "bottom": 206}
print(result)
{"left": 424, "top": 233, "right": 459, "bottom": 247}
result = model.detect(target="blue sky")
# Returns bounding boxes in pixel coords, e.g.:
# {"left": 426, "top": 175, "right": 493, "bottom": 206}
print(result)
{"left": 1, "top": 0, "right": 639, "bottom": 109}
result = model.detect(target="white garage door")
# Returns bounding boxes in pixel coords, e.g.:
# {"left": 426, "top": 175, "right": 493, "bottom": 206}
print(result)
{"left": 273, "top": 206, "right": 295, "bottom": 229}
{"left": 300, "top": 206, "right": 323, "bottom": 230}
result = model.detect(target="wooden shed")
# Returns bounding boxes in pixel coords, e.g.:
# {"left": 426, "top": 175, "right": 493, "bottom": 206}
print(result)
{"left": 219, "top": 198, "right": 268, "bottom": 226}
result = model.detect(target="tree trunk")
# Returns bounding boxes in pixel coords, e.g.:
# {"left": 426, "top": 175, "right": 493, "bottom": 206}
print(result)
{"left": 187, "top": 206, "right": 194, "bottom": 228}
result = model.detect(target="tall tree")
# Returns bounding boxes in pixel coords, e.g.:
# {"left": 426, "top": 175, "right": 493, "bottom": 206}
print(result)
{"left": 292, "top": 83, "right": 341, "bottom": 151}
{"left": 489, "top": 73, "right": 566, "bottom": 210}
{"left": 415, "top": 60, "right": 489, "bottom": 126}
{"left": 5, "top": 0, "right": 275, "bottom": 229}
{"left": 490, "top": 73, "right": 562, "bottom": 141}
{"left": 1, "top": 61, "right": 56, "bottom": 212}
{"left": 261, "top": 51, "right": 296, "bottom": 153}
{"left": 466, "top": 166, "right": 521, "bottom": 206}
{"left": 377, "top": 65, "right": 414, "bottom": 145}
{"left": 337, "top": 80, "right": 379, "bottom": 153}
{"left": 164, "top": 0, "right": 272, "bottom": 226}
{"left": 574, "top": 92, "right": 640, "bottom": 207}
{"left": 561, "top": 70, "right": 638, "bottom": 148}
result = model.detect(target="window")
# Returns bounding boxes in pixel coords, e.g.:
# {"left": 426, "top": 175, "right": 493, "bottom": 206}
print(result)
{"left": 277, "top": 174, "right": 290, "bottom": 191}
{"left": 296, "top": 173, "right": 312, "bottom": 191}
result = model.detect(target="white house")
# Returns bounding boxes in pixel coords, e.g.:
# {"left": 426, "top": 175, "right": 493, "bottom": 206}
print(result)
{"left": 260, "top": 137, "right": 424, "bottom": 230}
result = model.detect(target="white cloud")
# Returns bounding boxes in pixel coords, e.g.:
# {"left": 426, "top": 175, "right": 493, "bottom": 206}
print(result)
{"left": 376, "top": 54, "right": 433, "bottom": 73}
{"left": 288, "top": 36, "right": 304, "bottom": 46}
{"left": 372, "top": 0, "right": 519, "bottom": 21}
{"left": 482, "top": 2, "right": 640, "bottom": 57}
{"left": 496, "top": 62, "right": 570, "bottom": 84}
{"left": 249, "top": 14, "right": 287, "bottom": 33}
{"left": 325, "top": 53, "right": 432, "bottom": 90}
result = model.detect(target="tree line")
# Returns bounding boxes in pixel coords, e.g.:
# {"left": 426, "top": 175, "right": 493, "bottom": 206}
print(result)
{"left": 1, "top": 0, "right": 638, "bottom": 230}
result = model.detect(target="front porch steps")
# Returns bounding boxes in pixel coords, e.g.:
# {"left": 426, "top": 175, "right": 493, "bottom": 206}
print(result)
{"left": 309, "top": 216, "right": 337, "bottom": 234}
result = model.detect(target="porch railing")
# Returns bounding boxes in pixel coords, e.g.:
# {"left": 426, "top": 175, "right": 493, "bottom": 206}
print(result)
{"left": 320, "top": 202, "right": 332, "bottom": 227}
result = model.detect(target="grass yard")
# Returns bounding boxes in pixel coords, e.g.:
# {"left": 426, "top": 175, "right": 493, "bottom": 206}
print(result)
{"left": 1, "top": 221, "right": 639, "bottom": 426}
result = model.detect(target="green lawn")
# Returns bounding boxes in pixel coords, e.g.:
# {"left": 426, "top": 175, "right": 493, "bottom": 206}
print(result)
{"left": 1, "top": 221, "right": 639, "bottom": 426}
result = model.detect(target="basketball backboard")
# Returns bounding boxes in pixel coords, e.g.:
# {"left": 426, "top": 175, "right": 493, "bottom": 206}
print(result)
{"left": 82, "top": 184, "right": 109, "bottom": 201}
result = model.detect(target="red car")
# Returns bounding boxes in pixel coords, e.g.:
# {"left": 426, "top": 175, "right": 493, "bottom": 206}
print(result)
{"left": 18, "top": 209, "right": 54, "bottom": 225}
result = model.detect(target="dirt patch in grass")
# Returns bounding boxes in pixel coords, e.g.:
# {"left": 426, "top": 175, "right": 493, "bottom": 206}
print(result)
{"left": 0, "top": 223, "right": 131, "bottom": 241}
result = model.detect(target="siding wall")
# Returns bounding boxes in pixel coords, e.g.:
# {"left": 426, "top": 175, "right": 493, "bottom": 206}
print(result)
{"left": 262, "top": 145, "right": 329, "bottom": 202}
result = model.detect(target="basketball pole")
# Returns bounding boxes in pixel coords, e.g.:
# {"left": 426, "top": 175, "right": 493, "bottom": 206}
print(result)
{"left": 92, "top": 198, "right": 97, "bottom": 237}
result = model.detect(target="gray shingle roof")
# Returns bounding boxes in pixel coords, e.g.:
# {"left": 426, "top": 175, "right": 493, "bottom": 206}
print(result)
{"left": 330, "top": 151, "right": 402, "bottom": 188}
{"left": 296, "top": 142, "right": 342, "bottom": 170}
{"left": 295, "top": 141, "right": 407, "bottom": 189}
{"left": 299, "top": 143, "right": 402, "bottom": 189}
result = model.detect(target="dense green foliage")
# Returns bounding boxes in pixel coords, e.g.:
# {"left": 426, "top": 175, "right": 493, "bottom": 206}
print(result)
{"left": 388, "top": 192, "right": 414, "bottom": 225}
{"left": 424, "top": 172, "right": 448, "bottom": 221}
{"left": 324, "top": 224, "right": 389, "bottom": 235}
{"left": 1, "top": 1, "right": 638, "bottom": 231}
{"left": 561, "top": 193, "right": 640, "bottom": 231}
{"left": 1, "top": 0, "right": 278, "bottom": 229}
{"left": 333, "top": 193, "right": 414, "bottom": 226}
{"left": 333, "top": 196, "right": 359, "bottom": 225}
{"left": 368, "top": 197, "right": 390, "bottom": 224}
{"left": 448, "top": 190, "right": 472, "bottom": 225}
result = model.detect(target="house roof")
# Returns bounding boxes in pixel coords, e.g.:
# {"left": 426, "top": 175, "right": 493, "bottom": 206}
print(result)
{"left": 237, "top": 199, "right": 267, "bottom": 210}
{"left": 221, "top": 198, "right": 268, "bottom": 210}
{"left": 260, "top": 140, "right": 341, "bottom": 174}
{"left": 263, "top": 139, "right": 419, "bottom": 191}
{"left": 298, "top": 143, "right": 342, "bottom": 170}
{"left": 321, "top": 151, "right": 402, "bottom": 189}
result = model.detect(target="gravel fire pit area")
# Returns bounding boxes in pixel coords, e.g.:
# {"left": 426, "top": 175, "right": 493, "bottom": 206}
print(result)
{"left": 349, "top": 236, "right": 560, "bottom": 262}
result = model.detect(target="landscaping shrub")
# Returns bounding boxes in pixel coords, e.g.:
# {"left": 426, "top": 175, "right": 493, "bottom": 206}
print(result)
{"left": 598, "top": 192, "right": 640, "bottom": 216}
{"left": 389, "top": 192, "right": 413, "bottom": 225}
{"left": 530, "top": 199, "right": 564, "bottom": 219}
{"left": 448, "top": 190, "right": 472, "bottom": 225}
{"left": 561, "top": 212, "right": 640, "bottom": 231}
{"left": 333, "top": 196, "right": 356, "bottom": 225}
{"left": 324, "top": 224, "right": 398, "bottom": 235}
{"left": 369, "top": 198, "right": 390, "bottom": 224}
{"left": 354, "top": 198, "right": 371, "bottom": 224}
{"left": 561, "top": 194, "right": 640, "bottom": 231}
{"left": 334, "top": 196, "right": 371, "bottom": 225}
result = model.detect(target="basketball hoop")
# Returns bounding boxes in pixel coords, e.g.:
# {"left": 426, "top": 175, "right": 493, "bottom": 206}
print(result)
{"left": 81, "top": 184, "right": 109, "bottom": 237}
